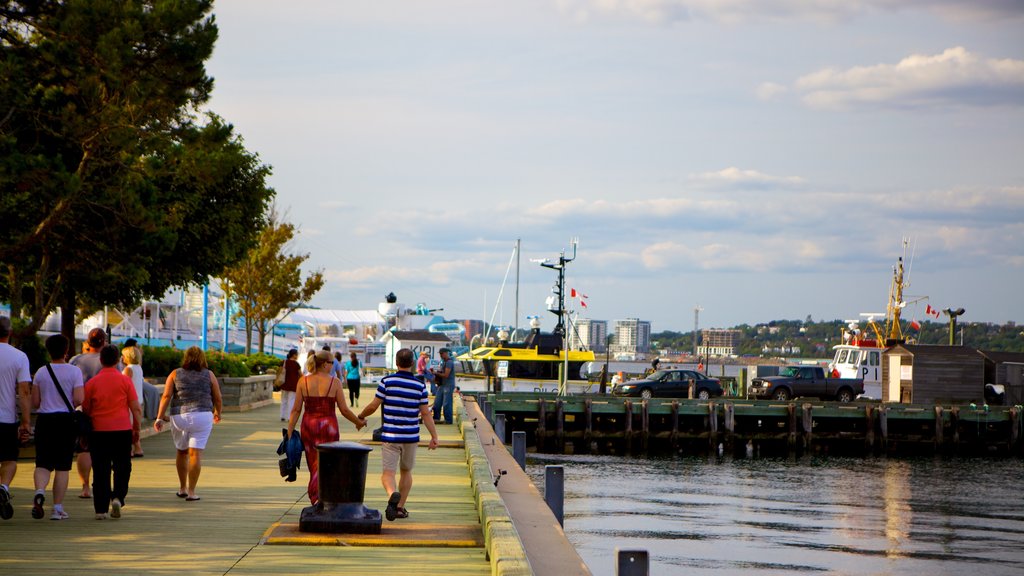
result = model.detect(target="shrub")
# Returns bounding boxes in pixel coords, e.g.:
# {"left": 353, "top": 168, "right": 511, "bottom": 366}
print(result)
{"left": 205, "top": 351, "right": 251, "bottom": 377}
{"left": 141, "top": 346, "right": 184, "bottom": 378}
{"left": 243, "top": 352, "right": 283, "bottom": 375}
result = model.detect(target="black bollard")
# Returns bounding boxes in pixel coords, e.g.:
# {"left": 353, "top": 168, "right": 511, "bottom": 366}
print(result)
{"left": 299, "top": 440, "right": 382, "bottom": 534}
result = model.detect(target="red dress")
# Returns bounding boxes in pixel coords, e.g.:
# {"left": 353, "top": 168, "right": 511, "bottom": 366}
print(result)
{"left": 300, "top": 377, "right": 340, "bottom": 505}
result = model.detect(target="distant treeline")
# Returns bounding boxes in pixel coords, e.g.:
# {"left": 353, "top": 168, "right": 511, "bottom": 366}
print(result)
{"left": 653, "top": 319, "right": 1024, "bottom": 358}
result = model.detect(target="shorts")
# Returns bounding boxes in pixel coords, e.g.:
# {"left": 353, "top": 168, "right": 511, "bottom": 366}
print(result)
{"left": 170, "top": 411, "right": 214, "bottom": 450}
{"left": 33, "top": 412, "right": 76, "bottom": 471}
{"left": 381, "top": 442, "right": 417, "bottom": 472}
{"left": 0, "top": 422, "right": 19, "bottom": 461}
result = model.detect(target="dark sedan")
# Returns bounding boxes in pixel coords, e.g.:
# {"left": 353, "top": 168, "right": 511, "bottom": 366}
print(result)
{"left": 611, "top": 369, "right": 723, "bottom": 400}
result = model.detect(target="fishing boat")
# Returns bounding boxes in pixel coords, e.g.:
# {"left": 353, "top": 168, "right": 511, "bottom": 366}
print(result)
{"left": 828, "top": 240, "right": 925, "bottom": 399}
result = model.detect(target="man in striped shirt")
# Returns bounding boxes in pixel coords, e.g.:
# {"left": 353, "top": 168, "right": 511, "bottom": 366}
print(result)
{"left": 358, "top": 348, "right": 438, "bottom": 521}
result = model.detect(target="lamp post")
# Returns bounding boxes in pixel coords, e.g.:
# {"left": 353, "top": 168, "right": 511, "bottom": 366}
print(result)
{"left": 944, "top": 307, "right": 965, "bottom": 346}
{"left": 600, "top": 333, "right": 612, "bottom": 395}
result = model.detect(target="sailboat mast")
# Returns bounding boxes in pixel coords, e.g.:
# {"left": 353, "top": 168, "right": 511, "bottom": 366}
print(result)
{"left": 515, "top": 238, "right": 520, "bottom": 338}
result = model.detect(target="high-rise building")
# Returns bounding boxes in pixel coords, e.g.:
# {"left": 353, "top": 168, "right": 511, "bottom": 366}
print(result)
{"left": 698, "top": 329, "right": 740, "bottom": 357}
{"left": 610, "top": 318, "right": 651, "bottom": 358}
{"left": 570, "top": 318, "right": 608, "bottom": 352}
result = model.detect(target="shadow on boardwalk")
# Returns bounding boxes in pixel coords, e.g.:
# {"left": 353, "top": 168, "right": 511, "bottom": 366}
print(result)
{"left": 0, "top": 404, "right": 490, "bottom": 575}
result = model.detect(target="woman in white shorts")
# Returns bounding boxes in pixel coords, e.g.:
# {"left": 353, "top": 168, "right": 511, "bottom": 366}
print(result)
{"left": 154, "top": 347, "right": 222, "bottom": 501}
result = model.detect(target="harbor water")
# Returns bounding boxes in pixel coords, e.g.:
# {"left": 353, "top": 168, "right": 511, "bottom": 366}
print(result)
{"left": 528, "top": 453, "right": 1024, "bottom": 575}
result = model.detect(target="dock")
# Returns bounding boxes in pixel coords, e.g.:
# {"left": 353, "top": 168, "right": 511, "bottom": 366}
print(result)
{"left": 476, "top": 392, "right": 1023, "bottom": 457}
{"left": 0, "top": 397, "right": 585, "bottom": 575}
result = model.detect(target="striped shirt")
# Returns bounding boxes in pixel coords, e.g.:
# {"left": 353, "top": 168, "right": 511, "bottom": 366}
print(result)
{"left": 376, "top": 370, "right": 427, "bottom": 443}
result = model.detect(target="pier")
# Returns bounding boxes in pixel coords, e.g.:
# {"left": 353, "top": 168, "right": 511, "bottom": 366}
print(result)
{"left": 0, "top": 397, "right": 583, "bottom": 576}
{"left": 476, "top": 392, "right": 1023, "bottom": 458}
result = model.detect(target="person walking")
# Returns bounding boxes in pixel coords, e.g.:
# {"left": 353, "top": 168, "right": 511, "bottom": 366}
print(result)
{"left": 430, "top": 348, "right": 455, "bottom": 424}
{"left": 121, "top": 345, "right": 146, "bottom": 457}
{"left": 343, "top": 351, "right": 362, "bottom": 407}
{"left": 286, "top": 349, "right": 363, "bottom": 506}
{"left": 0, "top": 316, "right": 32, "bottom": 521}
{"left": 69, "top": 327, "right": 112, "bottom": 499}
{"left": 154, "top": 346, "right": 223, "bottom": 501}
{"left": 83, "top": 345, "right": 143, "bottom": 519}
{"left": 357, "top": 348, "right": 438, "bottom": 521}
{"left": 279, "top": 349, "right": 301, "bottom": 422}
{"left": 30, "top": 334, "right": 84, "bottom": 520}
{"left": 416, "top": 351, "right": 435, "bottom": 395}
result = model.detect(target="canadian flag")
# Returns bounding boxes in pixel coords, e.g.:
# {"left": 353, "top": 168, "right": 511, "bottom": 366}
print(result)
{"left": 925, "top": 304, "right": 940, "bottom": 319}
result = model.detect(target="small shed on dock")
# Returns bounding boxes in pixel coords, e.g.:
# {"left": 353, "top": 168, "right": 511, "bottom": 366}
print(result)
{"left": 381, "top": 330, "right": 451, "bottom": 369}
{"left": 881, "top": 345, "right": 985, "bottom": 405}
{"left": 978, "top": 350, "right": 1024, "bottom": 405}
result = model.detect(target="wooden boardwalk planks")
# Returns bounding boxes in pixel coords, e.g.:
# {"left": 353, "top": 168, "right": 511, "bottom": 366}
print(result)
{"left": 0, "top": 404, "right": 491, "bottom": 576}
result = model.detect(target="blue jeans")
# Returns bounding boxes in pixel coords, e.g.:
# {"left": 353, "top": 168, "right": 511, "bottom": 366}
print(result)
{"left": 433, "top": 384, "right": 453, "bottom": 423}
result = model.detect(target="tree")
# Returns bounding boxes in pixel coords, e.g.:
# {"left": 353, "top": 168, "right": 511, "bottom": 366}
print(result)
{"left": 221, "top": 208, "right": 325, "bottom": 354}
{"left": 1, "top": 1, "right": 272, "bottom": 342}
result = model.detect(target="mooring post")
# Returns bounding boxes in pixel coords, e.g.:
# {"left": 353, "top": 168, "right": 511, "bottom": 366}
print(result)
{"left": 624, "top": 400, "right": 634, "bottom": 455}
{"left": 1010, "top": 406, "right": 1020, "bottom": 455}
{"left": 879, "top": 406, "right": 889, "bottom": 453}
{"left": 787, "top": 403, "right": 797, "bottom": 454}
{"left": 495, "top": 413, "right": 506, "bottom": 445}
{"left": 950, "top": 406, "right": 960, "bottom": 453}
{"left": 670, "top": 400, "right": 680, "bottom": 452}
{"left": 724, "top": 402, "right": 735, "bottom": 455}
{"left": 555, "top": 399, "right": 565, "bottom": 453}
{"left": 641, "top": 400, "right": 650, "bottom": 454}
{"left": 865, "top": 405, "right": 876, "bottom": 454}
{"left": 512, "top": 431, "right": 526, "bottom": 471}
{"left": 584, "top": 399, "right": 594, "bottom": 454}
{"left": 802, "top": 403, "right": 813, "bottom": 451}
{"left": 616, "top": 548, "right": 650, "bottom": 576}
{"left": 537, "top": 399, "right": 547, "bottom": 452}
{"left": 934, "top": 406, "right": 944, "bottom": 452}
{"left": 688, "top": 378, "right": 695, "bottom": 400}
{"left": 298, "top": 441, "right": 381, "bottom": 534}
{"left": 708, "top": 402, "right": 718, "bottom": 452}
{"left": 544, "top": 465, "right": 564, "bottom": 527}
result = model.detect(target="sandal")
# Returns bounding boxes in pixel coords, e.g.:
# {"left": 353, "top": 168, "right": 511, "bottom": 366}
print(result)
{"left": 395, "top": 507, "right": 409, "bottom": 519}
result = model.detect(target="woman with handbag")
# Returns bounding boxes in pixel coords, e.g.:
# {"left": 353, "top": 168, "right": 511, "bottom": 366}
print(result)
{"left": 82, "top": 345, "right": 142, "bottom": 520}
{"left": 29, "top": 334, "right": 84, "bottom": 520}
{"left": 154, "top": 346, "right": 222, "bottom": 501}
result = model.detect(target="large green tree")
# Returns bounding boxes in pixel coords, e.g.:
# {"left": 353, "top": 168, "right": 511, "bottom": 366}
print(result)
{"left": 0, "top": 1, "right": 272, "bottom": 342}
{"left": 221, "top": 208, "right": 325, "bottom": 354}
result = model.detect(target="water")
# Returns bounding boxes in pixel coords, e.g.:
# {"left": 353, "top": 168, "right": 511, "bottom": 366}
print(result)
{"left": 527, "top": 453, "right": 1024, "bottom": 575}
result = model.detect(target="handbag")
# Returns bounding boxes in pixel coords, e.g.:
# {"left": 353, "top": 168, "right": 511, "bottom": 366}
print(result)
{"left": 273, "top": 367, "right": 285, "bottom": 392}
{"left": 45, "top": 363, "right": 91, "bottom": 450}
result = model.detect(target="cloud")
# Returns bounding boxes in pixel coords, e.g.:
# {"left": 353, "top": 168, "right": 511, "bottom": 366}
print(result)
{"left": 554, "top": 1, "right": 1024, "bottom": 25}
{"left": 756, "top": 82, "right": 788, "bottom": 101}
{"left": 793, "top": 47, "right": 1024, "bottom": 110}
{"left": 688, "top": 167, "right": 806, "bottom": 188}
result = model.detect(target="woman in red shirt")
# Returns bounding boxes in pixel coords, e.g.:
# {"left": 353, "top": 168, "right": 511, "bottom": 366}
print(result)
{"left": 82, "top": 345, "right": 142, "bottom": 520}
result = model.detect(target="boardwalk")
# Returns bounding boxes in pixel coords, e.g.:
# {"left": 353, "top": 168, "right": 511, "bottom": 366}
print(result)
{"left": 0, "top": 403, "right": 492, "bottom": 575}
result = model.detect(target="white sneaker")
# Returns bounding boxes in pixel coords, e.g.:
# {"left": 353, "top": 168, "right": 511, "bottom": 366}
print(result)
{"left": 50, "top": 509, "right": 69, "bottom": 520}
{"left": 95, "top": 513, "right": 108, "bottom": 520}
{"left": 110, "top": 499, "right": 122, "bottom": 519}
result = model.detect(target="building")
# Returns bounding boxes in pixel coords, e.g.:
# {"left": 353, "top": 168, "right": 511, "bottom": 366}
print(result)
{"left": 881, "top": 344, "right": 986, "bottom": 404}
{"left": 699, "top": 329, "right": 741, "bottom": 357}
{"left": 610, "top": 318, "right": 651, "bottom": 359}
{"left": 570, "top": 318, "right": 608, "bottom": 352}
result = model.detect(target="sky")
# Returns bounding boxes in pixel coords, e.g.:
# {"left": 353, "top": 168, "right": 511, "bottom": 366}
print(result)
{"left": 202, "top": 1, "right": 1024, "bottom": 334}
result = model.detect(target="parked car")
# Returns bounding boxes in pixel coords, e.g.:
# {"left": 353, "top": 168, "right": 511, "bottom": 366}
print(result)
{"left": 612, "top": 369, "right": 723, "bottom": 400}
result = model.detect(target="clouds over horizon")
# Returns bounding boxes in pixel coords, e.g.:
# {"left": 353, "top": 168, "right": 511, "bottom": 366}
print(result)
{"left": 556, "top": 0, "right": 1024, "bottom": 25}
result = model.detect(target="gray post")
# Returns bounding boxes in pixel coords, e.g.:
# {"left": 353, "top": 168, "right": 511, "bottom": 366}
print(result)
{"left": 616, "top": 549, "right": 650, "bottom": 576}
{"left": 484, "top": 398, "right": 493, "bottom": 423}
{"left": 512, "top": 431, "right": 526, "bottom": 470}
{"left": 495, "top": 413, "right": 506, "bottom": 445}
{"left": 479, "top": 397, "right": 489, "bottom": 423}
{"left": 544, "top": 465, "right": 564, "bottom": 527}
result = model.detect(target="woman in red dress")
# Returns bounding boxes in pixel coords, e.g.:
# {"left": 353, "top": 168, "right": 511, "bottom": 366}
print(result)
{"left": 286, "top": 350, "right": 364, "bottom": 505}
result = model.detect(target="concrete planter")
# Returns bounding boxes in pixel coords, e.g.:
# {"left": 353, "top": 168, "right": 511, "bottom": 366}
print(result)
{"left": 219, "top": 374, "right": 276, "bottom": 412}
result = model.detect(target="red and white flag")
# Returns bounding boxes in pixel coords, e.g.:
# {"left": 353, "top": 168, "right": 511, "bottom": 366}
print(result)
{"left": 571, "top": 288, "right": 588, "bottom": 308}
{"left": 925, "top": 304, "right": 940, "bottom": 319}
{"left": 910, "top": 320, "right": 921, "bottom": 331}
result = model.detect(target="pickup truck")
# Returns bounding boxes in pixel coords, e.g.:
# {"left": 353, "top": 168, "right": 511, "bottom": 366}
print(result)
{"left": 748, "top": 366, "right": 864, "bottom": 402}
